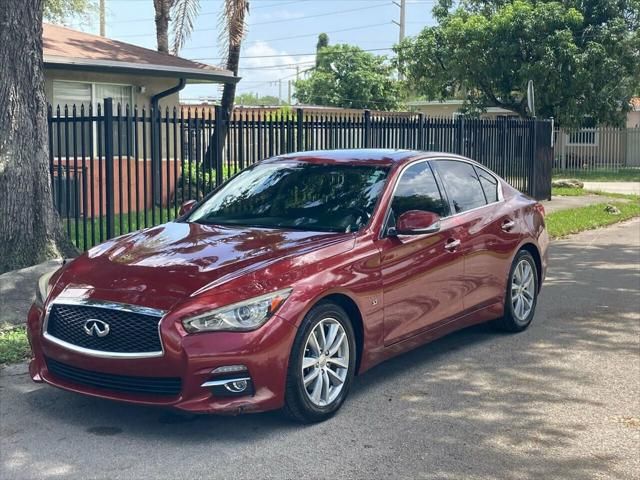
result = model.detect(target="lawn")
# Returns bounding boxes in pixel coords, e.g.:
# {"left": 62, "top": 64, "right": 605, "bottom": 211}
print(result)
{"left": 0, "top": 327, "right": 31, "bottom": 365}
{"left": 553, "top": 168, "right": 640, "bottom": 182}
{"left": 545, "top": 200, "right": 640, "bottom": 238}
{"left": 552, "top": 187, "right": 640, "bottom": 200}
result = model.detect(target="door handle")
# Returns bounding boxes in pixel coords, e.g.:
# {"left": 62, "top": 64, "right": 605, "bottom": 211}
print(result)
{"left": 444, "top": 239, "right": 461, "bottom": 251}
{"left": 501, "top": 219, "right": 516, "bottom": 232}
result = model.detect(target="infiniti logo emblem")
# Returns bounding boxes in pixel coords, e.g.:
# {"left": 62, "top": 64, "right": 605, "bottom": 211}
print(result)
{"left": 83, "top": 319, "right": 110, "bottom": 338}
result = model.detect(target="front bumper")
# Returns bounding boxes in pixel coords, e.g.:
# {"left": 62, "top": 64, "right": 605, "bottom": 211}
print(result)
{"left": 27, "top": 304, "right": 297, "bottom": 414}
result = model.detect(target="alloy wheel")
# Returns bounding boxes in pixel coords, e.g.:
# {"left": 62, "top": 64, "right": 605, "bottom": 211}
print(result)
{"left": 301, "top": 318, "right": 350, "bottom": 407}
{"left": 511, "top": 259, "right": 535, "bottom": 322}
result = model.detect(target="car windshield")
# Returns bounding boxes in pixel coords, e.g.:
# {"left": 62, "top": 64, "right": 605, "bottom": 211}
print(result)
{"left": 187, "top": 162, "right": 390, "bottom": 232}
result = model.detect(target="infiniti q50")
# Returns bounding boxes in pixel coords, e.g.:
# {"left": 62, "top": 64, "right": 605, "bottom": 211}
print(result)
{"left": 27, "top": 149, "right": 548, "bottom": 423}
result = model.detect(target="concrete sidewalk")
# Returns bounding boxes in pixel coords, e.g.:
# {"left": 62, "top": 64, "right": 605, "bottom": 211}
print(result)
{"left": 541, "top": 193, "right": 630, "bottom": 214}
{"left": 584, "top": 181, "right": 640, "bottom": 196}
{"left": 0, "top": 260, "right": 63, "bottom": 329}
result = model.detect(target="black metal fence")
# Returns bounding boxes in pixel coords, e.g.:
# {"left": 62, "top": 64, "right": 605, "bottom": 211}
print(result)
{"left": 47, "top": 98, "right": 553, "bottom": 250}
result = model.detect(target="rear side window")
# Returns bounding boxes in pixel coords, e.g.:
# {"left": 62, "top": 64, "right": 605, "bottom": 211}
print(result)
{"left": 433, "top": 160, "right": 487, "bottom": 214}
{"left": 474, "top": 166, "right": 499, "bottom": 203}
{"left": 391, "top": 162, "right": 449, "bottom": 218}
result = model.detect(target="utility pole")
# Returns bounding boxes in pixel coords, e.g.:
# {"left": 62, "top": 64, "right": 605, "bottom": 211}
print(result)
{"left": 99, "top": 0, "right": 106, "bottom": 37}
{"left": 278, "top": 79, "right": 283, "bottom": 105}
{"left": 392, "top": 0, "right": 406, "bottom": 44}
{"left": 392, "top": 0, "right": 406, "bottom": 80}
{"left": 288, "top": 80, "right": 292, "bottom": 105}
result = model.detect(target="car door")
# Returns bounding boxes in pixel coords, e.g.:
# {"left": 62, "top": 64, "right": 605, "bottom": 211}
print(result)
{"left": 432, "top": 160, "right": 519, "bottom": 313}
{"left": 376, "top": 161, "right": 466, "bottom": 346}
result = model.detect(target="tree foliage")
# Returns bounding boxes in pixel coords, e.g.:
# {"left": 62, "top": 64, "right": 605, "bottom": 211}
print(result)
{"left": 294, "top": 44, "right": 402, "bottom": 110}
{"left": 43, "top": 0, "right": 95, "bottom": 24}
{"left": 316, "top": 33, "right": 329, "bottom": 67}
{"left": 235, "top": 92, "right": 282, "bottom": 106}
{"left": 396, "top": 0, "right": 640, "bottom": 126}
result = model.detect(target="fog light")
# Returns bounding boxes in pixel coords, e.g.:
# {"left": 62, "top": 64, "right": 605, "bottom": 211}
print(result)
{"left": 226, "top": 379, "right": 248, "bottom": 393}
{"left": 201, "top": 375, "right": 254, "bottom": 397}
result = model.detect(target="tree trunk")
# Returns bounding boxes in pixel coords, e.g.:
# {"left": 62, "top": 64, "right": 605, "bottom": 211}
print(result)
{"left": 154, "top": 0, "right": 171, "bottom": 53}
{"left": 220, "top": 44, "right": 241, "bottom": 121}
{"left": 0, "top": 0, "right": 76, "bottom": 273}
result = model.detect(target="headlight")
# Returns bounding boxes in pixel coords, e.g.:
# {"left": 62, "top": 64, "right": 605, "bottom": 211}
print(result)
{"left": 34, "top": 270, "right": 55, "bottom": 308}
{"left": 182, "top": 288, "right": 293, "bottom": 333}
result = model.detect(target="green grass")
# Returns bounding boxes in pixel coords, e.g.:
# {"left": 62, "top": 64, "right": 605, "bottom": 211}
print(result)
{"left": 552, "top": 187, "right": 588, "bottom": 196}
{"left": 0, "top": 327, "right": 31, "bottom": 365}
{"left": 546, "top": 201, "right": 640, "bottom": 238}
{"left": 553, "top": 168, "right": 640, "bottom": 182}
{"left": 552, "top": 187, "right": 640, "bottom": 201}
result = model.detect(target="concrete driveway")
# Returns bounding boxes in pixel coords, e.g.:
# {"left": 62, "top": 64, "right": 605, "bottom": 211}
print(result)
{"left": 1, "top": 220, "right": 639, "bottom": 480}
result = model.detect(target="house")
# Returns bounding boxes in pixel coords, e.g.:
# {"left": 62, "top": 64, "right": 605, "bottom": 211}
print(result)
{"left": 44, "top": 23, "right": 238, "bottom": 216}
{"left": 43, "top": 23, "right": 237, "bottom": 111}
{"left": 554, "top": 97, "right": 640, "bottom": 170}
{"left": 406, "top": 100, "right": 519, "bottom": 119}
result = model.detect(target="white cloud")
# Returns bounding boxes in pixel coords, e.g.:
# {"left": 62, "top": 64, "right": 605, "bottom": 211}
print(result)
{"left": 235, "top": 41, "right": 314, "bottom": 100}
{"left": 253, "top": 9, "right": 305, "bottom": 22}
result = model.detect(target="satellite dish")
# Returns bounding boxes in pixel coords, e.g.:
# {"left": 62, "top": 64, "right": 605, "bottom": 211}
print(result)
{"left": 527, "top": 80, "right": 535, "bottom": 117}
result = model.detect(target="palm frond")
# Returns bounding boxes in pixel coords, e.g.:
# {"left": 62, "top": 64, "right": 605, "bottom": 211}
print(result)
{"left": 171, "top": 0, "right": 201, "bottom": 55}
{"left": 218, "top": 0, "right": 250, "bottom": 66}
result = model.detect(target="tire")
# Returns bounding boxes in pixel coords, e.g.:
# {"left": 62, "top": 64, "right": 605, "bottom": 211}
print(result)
{"left": 494, "top": 250, "right": 539, "bottom": 332}
{"left": 283, "top": 301, "right": 356, "bottom": 423}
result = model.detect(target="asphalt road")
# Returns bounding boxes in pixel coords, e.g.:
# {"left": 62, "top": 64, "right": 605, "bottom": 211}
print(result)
{"left": 2, "top": 219, "right": 639, "bottom": 480}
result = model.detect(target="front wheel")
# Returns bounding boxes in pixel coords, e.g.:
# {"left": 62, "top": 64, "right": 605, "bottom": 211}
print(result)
{"left": 494, "top": 250, "right": 539, "bottom": 332}
{"left": 283, "top": 302, "right": 356, "bottom": 423}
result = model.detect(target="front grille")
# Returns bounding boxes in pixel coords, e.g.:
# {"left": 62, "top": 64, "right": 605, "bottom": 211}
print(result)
{"left": 46, "top": 357, "right": 181, "bottom": 396}
{"left": 46, "top": 304, "right": 162, "bottom": 354}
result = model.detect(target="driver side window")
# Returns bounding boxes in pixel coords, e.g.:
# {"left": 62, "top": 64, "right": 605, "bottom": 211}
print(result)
{"left": 390, "top": 162, "right": 449, "bottom": 223}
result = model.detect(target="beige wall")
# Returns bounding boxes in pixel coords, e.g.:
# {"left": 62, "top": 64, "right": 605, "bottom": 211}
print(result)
{"left": 44, "top": 70, "right": 181, "bottom": 110}
{"left": 627, "top": 111, "right": 640, "bottom": 129}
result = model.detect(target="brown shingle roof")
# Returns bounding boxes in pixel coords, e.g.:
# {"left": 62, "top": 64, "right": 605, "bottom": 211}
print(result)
{"left": 43, "top": 23, "right": 237, "bottom": 83}
{"left": 631, "top": 97, "right": 640, "bottom": 111}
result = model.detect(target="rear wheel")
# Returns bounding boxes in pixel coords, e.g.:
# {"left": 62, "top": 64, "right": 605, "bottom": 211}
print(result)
{"left": 494, "top": 250, "right": 538, "bottom": 332}
{"left": 283, "top": 302, "right": 356, "bottom": 423}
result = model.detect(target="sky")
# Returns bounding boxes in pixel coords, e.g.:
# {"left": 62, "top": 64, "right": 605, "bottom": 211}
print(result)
{"left": 66, "top": 0, "right": 437, "bottom": 103}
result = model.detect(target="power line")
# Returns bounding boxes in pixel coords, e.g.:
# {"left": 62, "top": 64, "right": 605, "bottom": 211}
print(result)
{"left": 117, "top": 3, "right": 390, "bottom": 38}
{"left": 181, "top": 21, "right": 391, "bottom": 52}
{"left": 190, "top": 46, "right": 397, "bottom": 61}
{"left": 115, "top": 0, "right": 304, "bottom": 24}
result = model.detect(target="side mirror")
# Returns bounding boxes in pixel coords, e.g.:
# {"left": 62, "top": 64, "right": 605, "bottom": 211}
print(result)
{"left": 178, "top": 199, "right": 197, "bottom": 216}
{"left": 394, "top": 210, "right": 441, "bottom": 236}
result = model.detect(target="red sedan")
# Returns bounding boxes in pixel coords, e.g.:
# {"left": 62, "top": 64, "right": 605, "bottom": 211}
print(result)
{"left": 27, "top": 149, "right": 548, "bottom": 422}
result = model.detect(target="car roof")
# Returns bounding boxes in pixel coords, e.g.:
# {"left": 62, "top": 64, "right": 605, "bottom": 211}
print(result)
{"left": 265, "top": 149, "right": 464, "bottom": 167}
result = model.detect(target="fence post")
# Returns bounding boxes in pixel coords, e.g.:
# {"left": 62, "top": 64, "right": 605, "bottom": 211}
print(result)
{"left": 214, "top": 105, "right": 225, "bottom": 186}
{"left": 529, "top": 118, "right": 537, "bottom": 198}
{"left": 417, "top": 113, "right": 424, "bottom": 150}
{"left": 296, "top": 108, "right": 304, "bottom": 151}
{"left": 456, "top": 116, "right": 464, "bottom": 154}
{"left": 363, "top": 109, "right": 371, "bottom": 148}
{"left": 103, "top": 98, "right": 115, "bottom": 239}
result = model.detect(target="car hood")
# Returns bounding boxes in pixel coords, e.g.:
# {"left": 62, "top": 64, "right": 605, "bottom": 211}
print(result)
{"left": 52, "top": 222, "right": 354, "bottom": 310}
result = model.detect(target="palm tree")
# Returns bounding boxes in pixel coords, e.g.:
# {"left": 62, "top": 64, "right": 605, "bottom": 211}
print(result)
{"left": 152, "top": 0, "right": 178, "bottom": 53}
{"left": 171, "top": 0, "right": 249, "bottom": 121}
